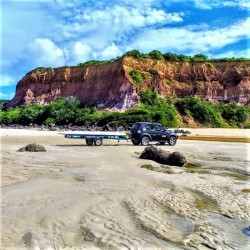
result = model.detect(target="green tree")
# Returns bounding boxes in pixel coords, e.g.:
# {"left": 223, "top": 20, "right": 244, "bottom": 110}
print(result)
{"left": 177, "top": 54, "right": 191, "bottom": 62}
{"left": 192, "top": 54, "right": 208, "bottom": 61}
{"left": 125, "top": 50, "right": 148, "bottom": 59}
{"left": 149, "top": 50, "right": 164, "bottom": 60}
{"left": 17, "top": 104, "right": 45, "bottom": 124}
{"left": 164, "top": 52, "right": 179, "bottom": 61}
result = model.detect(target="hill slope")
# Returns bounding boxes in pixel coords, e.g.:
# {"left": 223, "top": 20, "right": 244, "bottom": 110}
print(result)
{"left": 7, "top": 56, "right": 250, "bottom": 109}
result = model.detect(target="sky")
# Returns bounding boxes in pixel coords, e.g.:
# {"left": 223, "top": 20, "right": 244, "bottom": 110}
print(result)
{"left": 1, "top": 0, "right": 249, "bottom": 100}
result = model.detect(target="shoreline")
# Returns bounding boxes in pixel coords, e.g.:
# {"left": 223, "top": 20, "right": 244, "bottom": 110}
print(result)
{"left": 1, "top": 128, "right": 249, "bottom": 143}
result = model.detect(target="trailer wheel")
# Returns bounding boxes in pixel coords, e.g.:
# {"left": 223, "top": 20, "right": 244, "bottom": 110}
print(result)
{"left": 86, "top": 139, "right": 94, "bottom": 146}
{"left": 94, "top": 138, "right": 103, "bottom": 146}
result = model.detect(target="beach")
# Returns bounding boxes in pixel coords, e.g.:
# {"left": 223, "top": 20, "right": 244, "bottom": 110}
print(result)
{"left": 1, "top": 128, "right": 250, "bottom": 249}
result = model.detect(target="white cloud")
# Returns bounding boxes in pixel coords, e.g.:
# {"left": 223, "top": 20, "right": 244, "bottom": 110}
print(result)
{"left": 101, "top": 44, "right": 122, "bottom": 59}
{"left": 130, "top": 18, "right": 250, "bottom": 54}
{"left": 194, "top": 0, "right": 213, "bottom": 9}
{"left": 56, "top": 4, "right": 184, "bottom": 50}
{"left": 22, "top": 38, "right": 67, "bottom": 67}
{"left": 0, "top": 75, "right": 15, "bottom": 87}
{"left": 71, "top": 42, "right": 93, "bottom": 64}
{"left": 194, "top": 0, "right": 250, "bottom": 9}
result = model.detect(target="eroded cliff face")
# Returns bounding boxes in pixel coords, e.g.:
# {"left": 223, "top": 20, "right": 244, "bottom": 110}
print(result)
{"left": 7, "top": 56, "right": 250, "bottom": 109}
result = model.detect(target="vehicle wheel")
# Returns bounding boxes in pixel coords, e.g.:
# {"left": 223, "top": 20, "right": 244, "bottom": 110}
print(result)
{"left": 94, "top": 138, "right": 103, "bottom": 146}
{"left": 159, "top": 142, "right": 165, "bottom": 145}
{"left": 168, "top": 136, "right": 177, "bottom": 146}
{"left": 86, "top": 139, "right": 94, "bottom": 145}
{"left": 141, "top": 136, "right": 150, "bottom": 146}
{"left": 132, "top": 140, "right": 140, "bottom": 145}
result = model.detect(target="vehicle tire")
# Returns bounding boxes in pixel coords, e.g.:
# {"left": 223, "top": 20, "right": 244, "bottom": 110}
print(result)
{"left": 141, "top": 136, "right": 150, "bottom": 146}
{"left": 94, "top": 138, "right": 103, "bottom": 146}
{"left": 86, "top": 139, "right": 94, "bottom": 146}
{"left": 159, "top": 142, "right": 165, "bottom": 145}
{"left": 168, "top": 136, "right": 177, "bottom": 146}
{"left": 132, "top": 140, "right": 140, "bottom": 145}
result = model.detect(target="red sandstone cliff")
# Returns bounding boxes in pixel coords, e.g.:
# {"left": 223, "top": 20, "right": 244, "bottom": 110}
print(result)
{"left": 7, "top": 56, "right": 250, "bottom": 109}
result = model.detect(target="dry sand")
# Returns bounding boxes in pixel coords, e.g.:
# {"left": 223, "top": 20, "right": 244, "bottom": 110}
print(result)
{"left": 1, "top": 128, "right": 250, "bottom": 249}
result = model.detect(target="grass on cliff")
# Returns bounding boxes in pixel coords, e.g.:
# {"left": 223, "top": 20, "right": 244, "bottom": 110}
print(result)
{"left": 129, "top": 69, "right": 148, "bottom": 87}
{"left": 0, "top": 91, "right": 249, "bottom": 128}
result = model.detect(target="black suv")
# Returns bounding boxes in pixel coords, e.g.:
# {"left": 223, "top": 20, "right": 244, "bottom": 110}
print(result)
{"left": 130, "top": 122, "right": 178, "bottom": 146}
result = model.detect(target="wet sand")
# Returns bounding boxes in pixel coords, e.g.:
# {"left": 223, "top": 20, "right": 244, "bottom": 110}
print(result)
{"left": 1, "top": 129, "right": 250, "bottom": 249}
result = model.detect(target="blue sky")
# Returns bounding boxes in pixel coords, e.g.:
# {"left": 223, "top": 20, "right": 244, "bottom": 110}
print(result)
{"left": 1, "top": 0, "right": 249, "bottom": 100}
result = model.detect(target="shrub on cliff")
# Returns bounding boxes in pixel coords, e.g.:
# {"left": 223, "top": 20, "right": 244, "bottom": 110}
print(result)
{"left": 191, "top": 54, "right": 208, "bottom": 61}
{"left": 140, "top": 89, "right": 179, "bottom": 127}
{"left": 215, "top": 101, "right": 250, "bottom": 126}
{"left": 129, "top": 69, "right": 147, "bottom": 86}
{"left": 149, "top": 50, "right": 164, "bottom": 60}
{"left": 140, "top": 89, "right": 158, "bottom": 106}
{"left": 77, "top": 60, "right": 109, "bottom": 67}
{"left": 164, "top": 52, "right": 179, "bottom": 61}
{"left": 35, "top": 67, "right": 51, "bottom": 72}
{"left": 125, "top": 50, "right": 148, "bottom": 59}
{"left": 176, "top": 96, "right": 224, "bottom": 127}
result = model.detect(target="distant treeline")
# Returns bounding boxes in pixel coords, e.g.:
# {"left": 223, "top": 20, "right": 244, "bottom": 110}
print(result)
{"left": 124, "top": 50, "right": 249, "bottom": 62}
{"left": 1, "top": 93, "right": 249, "bottom": 128}
{"left": 75, "top": 50, "right": 249, "bottom": 68}
{"left": 32, "top": 50, "right": 249, "bottom": 71}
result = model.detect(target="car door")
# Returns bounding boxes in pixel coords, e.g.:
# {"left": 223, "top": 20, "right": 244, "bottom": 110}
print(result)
{"left": 159, "top": 126, "right": 169, "bottom": 141}
{"left": 148, "top": 124, "right": 157, "bottom": 140}
{"left": 151, "top": 125, "right": 163, "bottom": 141}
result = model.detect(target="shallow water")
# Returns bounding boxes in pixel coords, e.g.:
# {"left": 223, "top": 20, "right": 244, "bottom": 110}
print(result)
{"left": 170, "top": 214, "right": 194, "bottom": 235}
{"left": 207, "top": 213, "right": 250, "bottom": 250}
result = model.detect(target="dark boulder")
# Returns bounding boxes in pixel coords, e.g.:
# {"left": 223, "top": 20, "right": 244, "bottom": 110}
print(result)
{"left": 167, "top": 151, "right": 187, "bottom": 166}
{"left": 139, "top": 146, "right": 171, "bottom": 164}
{"left": 139, "top": 146, "right": 187, "bottom": 167}
{"left": 18, "top": 143, "right": 46, "bottom": 152}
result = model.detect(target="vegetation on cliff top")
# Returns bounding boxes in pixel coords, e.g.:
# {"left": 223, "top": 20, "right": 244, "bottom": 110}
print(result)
{"left": 1, "top": 93, "right": 249, "bottom": 128}
{"left": 74, "top": 50, "right": 249, "bottom": 68}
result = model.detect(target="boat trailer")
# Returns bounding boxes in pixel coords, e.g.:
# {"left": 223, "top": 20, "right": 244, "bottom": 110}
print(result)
{"left": 59, "top": 131, "right": 129, "bottom": 146}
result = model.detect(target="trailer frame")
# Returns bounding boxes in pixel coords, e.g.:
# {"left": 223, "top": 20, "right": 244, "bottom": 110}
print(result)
{"left": 60, "top": 132, "right": 129, "bottom": 146}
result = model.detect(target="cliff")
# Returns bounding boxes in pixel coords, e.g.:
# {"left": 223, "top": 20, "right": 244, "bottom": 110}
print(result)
{"left": 7, "top": 56, "right": 250, "bottom": 109}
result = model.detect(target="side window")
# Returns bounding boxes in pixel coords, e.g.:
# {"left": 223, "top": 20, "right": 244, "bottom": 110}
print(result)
{"left": 150, "top": 125, "right": 155, "bottom": 130}
{"left": 160, "top": 126, "right": 165, "bottom": 131}
{"left": 155, "top": 125, "right": 160, "bottom": 131}
{"left": 145, "top": 125, "right": 151, "bottom": 131}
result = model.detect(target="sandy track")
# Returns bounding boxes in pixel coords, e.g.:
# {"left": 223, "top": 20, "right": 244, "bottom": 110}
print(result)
{"left": 1, "top": 129, "right": 250, "bottom": 249}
